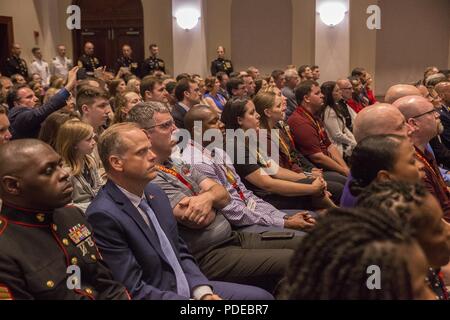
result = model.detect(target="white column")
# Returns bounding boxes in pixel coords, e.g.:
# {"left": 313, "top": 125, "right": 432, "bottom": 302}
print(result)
{"left": 315, "top": 0, "right": 350, "bottom": 81}
{"left": 172, "top": 0, "right": 208, "bottom": 77}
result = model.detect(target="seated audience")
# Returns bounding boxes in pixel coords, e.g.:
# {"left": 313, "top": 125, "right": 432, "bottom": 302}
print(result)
{"left": 112, "top": 91, "right": 141, "bottom": 124}
{"left": 271, "top": 70, "right": 286, "bottom": 90}
{"left": 56, "top": 119, "right": 103, "bottom": 212}
{"left": 86, "top": 123, "right": 273, "bottom": 300}
{"left": 129, "top": 103, "right": 305, "bottom": 291}
{"left": 0, "top": 106, "right": 12, "bottom": 145}
{"left": 298, "top": 65, "right": 313, "bottom": 83}
{"left": 282, "top": 69, "right": 300, "bottom": 119}
{"left": 340, "top": 103, "right": 413, "bottom": 207}
{"left": 182, "top": 104, "right": 316, "bottom": 233}
{"left": 346, "top": 76, "right": 368, "bottom": 113}
{"left": 172, "top": 79, "right": 201, "bottom": 129}
{"left": 8, "top": 67, "right": 78, "bottom": 139}
{"left": 226, "top": 78, "right": 247, "bottom": 99}
{"left": 140, "top": 76, "right": 169, "bottom": 104}
{"left": 358, "top": 181, "right": 450, "bottom": 300}
{"left": 394, "top": 96, "right": 450, "bottom": 222}
{"left": 0, "top": 139, "right": 129, "bottom": 300}
{"left": 336, "top": 79, "right": 358, "bottom": 129}
{"left": 288, "top": 80, "right": 350, "bottom": 177}
{"left": 280, "top": 207, "right": 435, "bottom": 300}
{"left": 222, "top": 97, "right": 335, "bottom": 210}
{"left": 436, "top": 82, "right": 450, "bottom": 149}
{"left": 38, "top": 110, "right": 79, "bottom": 150}
{"left": 203, "top": 76, "right": 227, "bottom": 113}
{"left": 347, "top": 134, "right": 423, "bottom": 205}
{"left": 320, "top": 81, "right": 357, "bottom": 160}
{"left": 255, "top": 89, "right": 345, "bottom": 204}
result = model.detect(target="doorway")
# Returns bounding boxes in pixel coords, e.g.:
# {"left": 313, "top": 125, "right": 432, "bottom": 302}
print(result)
{"left": 72, "top": 0, "right": 144, "bottom": 72}
{"left": 0, "top": 16, "right": 14, "bottom": 75}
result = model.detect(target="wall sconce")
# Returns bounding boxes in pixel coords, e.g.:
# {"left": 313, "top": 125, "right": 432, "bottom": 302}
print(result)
{"left": 317, "top": 2, "right": 347, "bottom": 27}
{"left": 174, "top": 8, "right": 201, "bottom": 30}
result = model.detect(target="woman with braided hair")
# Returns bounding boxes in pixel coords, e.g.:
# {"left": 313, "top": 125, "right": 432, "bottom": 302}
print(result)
{"left": 280, "top": 207, "right": 435, "bottom": 300}
{"left": 357, "top": 180, "right": 450, "bottom": 300}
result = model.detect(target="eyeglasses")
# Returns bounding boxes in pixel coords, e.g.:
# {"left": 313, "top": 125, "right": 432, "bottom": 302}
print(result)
{"left": 411, "top": 107, "right": 442, "bottom": 119}
{"left": 146, "top": 119, "right": 175, "bottom": 130}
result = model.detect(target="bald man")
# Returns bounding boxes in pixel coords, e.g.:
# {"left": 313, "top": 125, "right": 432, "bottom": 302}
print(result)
{"left": 384, "top": 84, "right": 450, "bottom": 169}
{"left": 340, "top": 103, "right": 413, "bottom": 207}
{"left": 0, "top": 140, "right": 129, "bottom": 300}
{"left": 384, "top": 84, "right": 421, "bottom": 104}
{"left": 77, "top": 42, "right": 101, "bottom": 76}
{"left": 436, "top": 82, "right": 450, "bottom": 149}
{"left": 4, "top": 44, "right": 28, "bottom": 78}
{"left": 393, "top": 96, "right": 450, "bottom": 221}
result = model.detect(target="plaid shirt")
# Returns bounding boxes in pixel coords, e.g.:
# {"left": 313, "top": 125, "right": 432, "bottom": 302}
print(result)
{"left": 181, "top": 140, "right": 286, "bottom": 228}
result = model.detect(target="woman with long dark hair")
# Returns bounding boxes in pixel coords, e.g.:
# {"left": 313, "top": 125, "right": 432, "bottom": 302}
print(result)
{"left": 320, "top": 81, "right": 356, "bottom": 160}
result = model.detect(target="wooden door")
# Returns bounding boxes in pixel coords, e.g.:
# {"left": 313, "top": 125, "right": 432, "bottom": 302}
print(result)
{"left": 0, "top": 16, "right": 14, "bottom": 75}
{"left": 72, "top": 0, "right": 144, "bottom": 72}
{"left": 78, "top": 28, "right": 112, "bottom": 69}
{"left": 113, "top": 27, "right": 145, "bottom": 66}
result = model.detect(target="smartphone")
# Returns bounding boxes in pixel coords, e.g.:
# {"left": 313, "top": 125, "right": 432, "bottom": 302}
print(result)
{"left": 261, "top": 232, "right": 295, "bottom": 240}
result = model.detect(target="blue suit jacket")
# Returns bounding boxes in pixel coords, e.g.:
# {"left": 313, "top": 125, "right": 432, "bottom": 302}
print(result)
{"left": 440, "top": 105, "right": 450, "bottom": 150}
{"left": 85, "top": 181, "right": 210, "bottom": 300}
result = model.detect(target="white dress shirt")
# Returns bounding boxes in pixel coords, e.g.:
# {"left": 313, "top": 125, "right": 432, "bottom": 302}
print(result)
{"left": 116, "top": 184, "right": 213, "bottom": 300}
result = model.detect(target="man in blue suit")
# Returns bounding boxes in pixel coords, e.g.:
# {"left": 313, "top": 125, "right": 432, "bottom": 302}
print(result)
{"left": 86, "top": 122, "right": 272, "bottom": 300}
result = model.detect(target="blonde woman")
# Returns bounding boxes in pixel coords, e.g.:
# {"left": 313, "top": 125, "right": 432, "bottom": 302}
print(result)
{"left": 56, "top": 119, "right": 103, "bottom": 212}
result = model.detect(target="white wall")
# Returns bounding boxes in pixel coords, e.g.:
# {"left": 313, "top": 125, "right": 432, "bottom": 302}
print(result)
{"left": 172, "top": 0, "right": 208, "bottom": 77}
{"left": 315, "top": 0, "right": 350, "bottom": 82}
{"left": 0, "top": 0, "right": 73, "bottom": 65}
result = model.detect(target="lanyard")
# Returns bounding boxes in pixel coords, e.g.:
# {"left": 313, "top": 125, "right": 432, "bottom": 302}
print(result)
{"left": 156, "top": 164, "right": 197, "bottom": 196}
{"left": 415, "top": 147, "right": 450, "bottom": 194}
{"left": 297, "top": 107, "right": 328, "bottom": 142}
{"left": 189, "top": 141, "right": 246, "bottom": 203}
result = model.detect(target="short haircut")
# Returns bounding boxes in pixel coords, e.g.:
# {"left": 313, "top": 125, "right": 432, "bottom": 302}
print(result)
{"left": 216, "top": 71, "right": 228, "bottom": 82}
{"left": 125, "top": 101, "right": 169, "bottom": 129}
{"left": 311, "top": 65, "right": 319, "bottom": 71}
{"left": 175, "top": 79, "right": 196, "bottom": 102}
{"left": 149, "top": 44, "right": 158, "bottom": 50}
{"left": 165, "top": 81, "right": 177, "bottom": 95}
{"left": 295, "top": 80, "right": 319, "bottom": 104}
{"left": 226, "top": 78, "right": 244, "bottom": 96}
{"left": 98, "top": 122, "right": 142, "bottom": 171}
{"left": 0, "top": 105, "right": 7, "bottom": 115}
{"left": 351, "top": 67, "right": 366, "bottom": 78}
{"left": 76, "top": 86, "right": 109, "bottom": 115}
{"left": 184, "top": 104, "right": 212, "bottom": 135}
{"left": 32, "top": 47, "right": 40, "bottom": 54}
{"left": 9, "top": 84, "right": 29, "bottom": 104}
{"left": 140, "top": 76, "right": 162, "bottom": 98}
{"left": 271, "top": 70, "right": 284, "bottom": 81}
{"left": 176, "top": 73, "right": 191, "bottom": 82}
{"left": 349, "top": 134, "right": 407, "bottom": 196}
{"left": 298, "top": 65, "right": 310, "bottom": 76}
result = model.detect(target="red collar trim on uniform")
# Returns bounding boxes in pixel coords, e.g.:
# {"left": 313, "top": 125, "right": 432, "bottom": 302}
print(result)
{"left": 1, "top": 202, "right": 53, "bottom": 214}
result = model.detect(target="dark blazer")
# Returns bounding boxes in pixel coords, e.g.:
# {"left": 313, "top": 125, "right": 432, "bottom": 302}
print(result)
{"left": 171, "top": 102, "right": 188, "bottom": 129}
{"left": 440, "top": 105, "right": 450, "bottom": 150}
{"left": 9, "top": 88, "right": 70, "bottom": 139}
{"left": 85, "top": 181, "right": 210, "bottom": 300}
